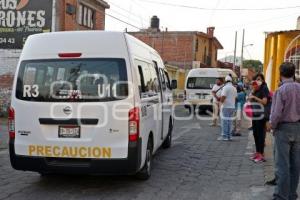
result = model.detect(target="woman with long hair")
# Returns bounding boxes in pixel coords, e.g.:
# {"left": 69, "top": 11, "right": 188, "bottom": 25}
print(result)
{"left": 248, "top": 73, "right": 270, "bottom": 163}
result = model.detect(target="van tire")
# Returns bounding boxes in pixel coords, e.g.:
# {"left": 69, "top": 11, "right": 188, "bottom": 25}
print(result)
{"left": 162, "top": 120, "right": 173, "bottom": 149}
{"left": 136, "top": 137, "right": 153, "bottom": 180}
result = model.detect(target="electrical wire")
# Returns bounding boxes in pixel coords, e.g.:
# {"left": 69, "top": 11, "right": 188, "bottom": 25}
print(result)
{"left": 105, "top": 13, "right": 142, "bottom": 30}
{"left": 136, "top": 0, "right": 300, "bottom": 11}
{"left": 106, "top": 0, "right": 150, "bottom": 24}
{"left": 218, "top": 12, "right": 300, "bottom": 29}
{"left": 108, "top": 9, "right": 146, "bottom": 26}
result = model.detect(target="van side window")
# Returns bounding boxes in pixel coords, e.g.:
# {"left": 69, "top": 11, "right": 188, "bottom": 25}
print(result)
{"left": 159, "top": 69, "right": 166, "bottom": 91}
{"left": 137, "top": 62, "right": 160, "bottom": 98}
{"left": 164, "top": 70, "right": 171, "bottom": 90}
{"left": 138, "top": 65, "right": 146, "bottom": 96}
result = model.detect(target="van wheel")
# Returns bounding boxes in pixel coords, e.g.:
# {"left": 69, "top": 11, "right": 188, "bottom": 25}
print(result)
{"left": 162, "top": 120, "right": 173, "bottom": 149}
{"left": 136, "top": 138, "right": 153, "bottom": 180}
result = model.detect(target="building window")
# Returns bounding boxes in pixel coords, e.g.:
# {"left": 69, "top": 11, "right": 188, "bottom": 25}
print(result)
{"left": 77, "top": 4, "right": 95, "bottom": 29}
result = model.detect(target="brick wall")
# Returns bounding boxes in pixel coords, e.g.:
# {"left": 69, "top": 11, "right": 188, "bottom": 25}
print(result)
{"left": 0, "top": 74, "right": 13, "bottom": 116}
{"left": 130, "top": 31, "right": 221, "bottom": 69}
{"left": 130, "top": 32, "right": 195, "bottom": 69}
{"left": 0, "top": 49, "right": 18, "bottom": 116}
{"left": 0, "top": 49, "right": 21, "bottom": 76}
{"left": 60, "top": 0, "right": 107, "bottom": 31}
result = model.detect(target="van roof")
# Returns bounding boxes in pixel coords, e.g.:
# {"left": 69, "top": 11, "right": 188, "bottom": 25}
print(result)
{"left": 187, "top": 68, "right": 237, "bottom": 77}
{"left": 20, "top": 31, "right": 159, "bottom": 60}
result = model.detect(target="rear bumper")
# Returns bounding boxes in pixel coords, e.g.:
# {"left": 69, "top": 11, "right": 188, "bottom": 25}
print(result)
{"left": 184, "top": 104, "right": 212, "bottom": 110}
{"left": 184, "top": 99, "right": 212, "bottom": 106}
{"left": 9, "top": 139, "right": 142, "bottom": 175}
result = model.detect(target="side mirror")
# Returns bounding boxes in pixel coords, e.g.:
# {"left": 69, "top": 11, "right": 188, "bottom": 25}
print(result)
{"left": 171, "top": 80, "right": 177, "bottom": 89}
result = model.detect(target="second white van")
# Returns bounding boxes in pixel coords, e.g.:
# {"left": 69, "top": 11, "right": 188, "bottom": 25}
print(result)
{"left": 184, "top": 68, "right": 237, "bottom": 113}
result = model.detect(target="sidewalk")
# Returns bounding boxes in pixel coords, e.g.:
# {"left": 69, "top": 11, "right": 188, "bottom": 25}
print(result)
{"left": 264, "top": 132, "right": 275, "bottom": 184}
{"left": 242, "top": 118, "right": 274, "bottom": 183}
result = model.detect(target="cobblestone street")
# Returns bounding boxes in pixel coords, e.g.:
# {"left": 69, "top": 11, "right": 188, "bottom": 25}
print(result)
{"left": 0, "top": 107, "right": 285, "bottom": 200}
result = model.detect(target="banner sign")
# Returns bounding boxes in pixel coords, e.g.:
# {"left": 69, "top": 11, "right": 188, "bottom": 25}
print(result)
{"left": 0, "top": 0, "right": 53, "bottom": 49}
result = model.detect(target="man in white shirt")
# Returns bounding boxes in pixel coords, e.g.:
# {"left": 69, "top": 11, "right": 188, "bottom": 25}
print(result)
{"left": 211, "top": 78, "right": 223, "bottom": 126}
{"left": 218, "top": 75, "right": 237, "bottom": 141}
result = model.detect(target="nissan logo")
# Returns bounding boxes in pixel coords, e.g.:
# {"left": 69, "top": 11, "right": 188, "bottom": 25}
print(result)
{"left": 63, "top": 106, "right": 72, "bottom": 115}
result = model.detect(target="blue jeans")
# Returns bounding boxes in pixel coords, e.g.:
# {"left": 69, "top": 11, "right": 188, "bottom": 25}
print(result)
{"left": 220, "top": 107, "right": 235, "bottom": 139}
{"left": 273, "top": 122, "right": 300, "bottom": 200}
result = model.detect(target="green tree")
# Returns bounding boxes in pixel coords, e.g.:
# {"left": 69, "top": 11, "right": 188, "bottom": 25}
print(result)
{"left": 243, "top": 60, "right": 263, "bottom": 72}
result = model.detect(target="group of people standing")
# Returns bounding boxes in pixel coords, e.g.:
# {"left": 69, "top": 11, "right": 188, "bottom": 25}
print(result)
{"left": 211, "top": 74, "right": 246, "bottom": 139}
{"left": 211, "top": 62, "right": 300, "bottom": 200}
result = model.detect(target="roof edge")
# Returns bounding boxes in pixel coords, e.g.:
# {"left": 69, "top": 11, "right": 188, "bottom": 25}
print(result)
{"left": 96, "top": 0, "right": 110, "bottom": 9}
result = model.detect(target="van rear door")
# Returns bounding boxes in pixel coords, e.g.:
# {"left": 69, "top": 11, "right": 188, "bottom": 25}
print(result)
{"left": 13, "top": 58, "right": 132, "bottom": 159}
{"left": 185, "top": 77, "right": 216, "bottom": 105}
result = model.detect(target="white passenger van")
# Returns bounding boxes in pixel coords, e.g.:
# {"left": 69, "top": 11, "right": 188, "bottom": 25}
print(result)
{"left": 9, "top": 31, "right": 177, "bottom": 180}
{"left": 184, "top": 68, "right": 237, "bottom": 112}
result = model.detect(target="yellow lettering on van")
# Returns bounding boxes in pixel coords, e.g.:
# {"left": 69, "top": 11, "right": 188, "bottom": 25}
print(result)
{"left": 69, "top": 147, "right": 78, "bottom": 157}
{"left": 28, "top": 145, "right": 36, "bottom": 156}
{"left": 79, "top": 147, "right": 87, "bottom": 158}
{"left": 92, "top": 147, "right": 101, "bottom": 158}
{"left": 61, "top": 146, "right": 69, "bottom": 157}
{"left": 27, "top": 145, "right": 112, "bottom": 158}
{"left": 102, "top": 147, "right": 112, "bottom": 158}
{"left": 45, "top": 146, "right": 51, "bottom": 157}
{"left": 53, "top": 146, "right": 60, "bottom": 157}
{"left": 88, "top": 146, "right": 92, "bottom": 157}
{"left": 36, "top": 145, "right": 44, "bottom": 156}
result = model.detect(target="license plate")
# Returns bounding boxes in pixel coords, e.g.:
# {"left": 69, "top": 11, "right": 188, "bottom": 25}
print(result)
{"left": 198, "top": 94, "right": 204, "bottom": 99}
{"left": 58, "top": 126, "right": 80, "bottom": 138}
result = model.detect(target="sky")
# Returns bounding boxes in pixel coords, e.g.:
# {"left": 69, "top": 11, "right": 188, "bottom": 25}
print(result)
{"left": 104, "top": 0, "right": 300, "bottom": 63}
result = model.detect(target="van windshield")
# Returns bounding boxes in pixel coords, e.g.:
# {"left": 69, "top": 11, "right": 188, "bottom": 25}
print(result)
{"left": 187, "top": 77, "right": 216, "bottom": 89}
{"left": 16, "top": 59, "right": 128, "bottom": 102}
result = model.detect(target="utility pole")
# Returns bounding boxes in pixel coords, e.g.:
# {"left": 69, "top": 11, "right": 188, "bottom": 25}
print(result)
{"left": 240, "top": 29, "right": 245, "bottom": 80}
{"left": 233, "top": 31, "right": 237, "bottom": 73}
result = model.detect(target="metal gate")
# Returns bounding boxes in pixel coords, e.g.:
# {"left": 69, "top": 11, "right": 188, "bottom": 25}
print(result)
{"left": 284, "top": 34, "right": 300, "bottom": 81}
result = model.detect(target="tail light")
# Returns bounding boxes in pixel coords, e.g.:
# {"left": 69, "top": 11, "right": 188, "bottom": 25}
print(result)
{"left": 129, "top": 107, "right": 139, "bottom": 142}
{"left": 8, "top": 107, "right": 15, "bottom": 139}
{"left": 58, "top": 53, "right": 82, "bottom": 58}
{"left": 184, "top": 90, "right": 187, "bottom": 100}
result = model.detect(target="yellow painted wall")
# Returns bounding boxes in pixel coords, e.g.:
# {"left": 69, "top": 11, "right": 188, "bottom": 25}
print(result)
{"left": 211, "top": 45, "right": 218, "bottom": 67}
{"left": 195, "top": 37, "right": 208, "bottom": 63}
{"left": 165, "top": 65, "right": 186, "bottom": 91}
{"left": 194, "top": 35, "right": 219, "bottom": 67}
{"left": 177, "top": 70, "right": 186, "bottom": 90}
{"left": 264, "top": 31, "right": 300, "bottom": 91}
